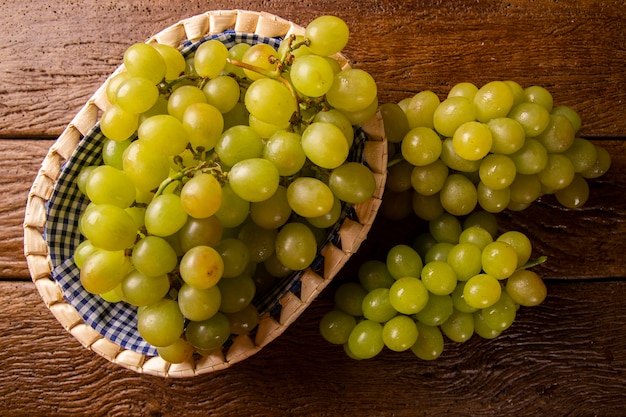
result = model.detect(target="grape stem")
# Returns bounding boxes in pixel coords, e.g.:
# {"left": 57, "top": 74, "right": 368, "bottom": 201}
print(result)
{"left": 153, "top": 159, "right": 226, "bottom": 198}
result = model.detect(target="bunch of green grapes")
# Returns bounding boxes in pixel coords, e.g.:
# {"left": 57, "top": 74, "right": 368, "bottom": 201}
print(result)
{"left": 319, "top": 211, "right": 548, "bottom": 360}
{"left": 380, "top": 81, "right": 612, "bottom": 221}
{"left": 73, "top": 15, "right": 380, "bottom": 363}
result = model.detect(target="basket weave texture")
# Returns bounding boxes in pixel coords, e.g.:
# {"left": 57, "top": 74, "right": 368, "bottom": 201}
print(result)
{"left": 23, "top": 9, "right": 388, "bottom": 377}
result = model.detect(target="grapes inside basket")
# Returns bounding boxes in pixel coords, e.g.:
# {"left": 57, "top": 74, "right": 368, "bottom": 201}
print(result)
{"left": 36, "top": 11, "right": 387, "bottom": 376}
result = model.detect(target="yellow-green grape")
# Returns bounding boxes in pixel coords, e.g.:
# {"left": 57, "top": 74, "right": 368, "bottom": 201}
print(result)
{"left": 304, "top": 15, "right": 350, "bottom": 56}
{"left": 290, "top": 54, "right": 335, "bottom": 97}
{"left": 263, "top": 130, "right": 306, "bottom": 176}
{"left": 224, "top": 43, "right": 250, "bottom": 78}
{"left": 473, "top": 310, "right": 502, "bottom": 339}
{"left": 440, "top": 137, "right": 482, "bottom": 173}
{"left": 347, "top": 319, "right": 385, "bottom": 360}
{"left": 319, "top": 309, "right": 357, "bottom": 345}
{"left": 503, "top": 80, "right": 525, "bottom": 107}
{"left": 447, "top": 81, "right": 478, "bottom": 100}
{"left": 508, "top": 101, "right": 551, "bottom": 138}
{"left": 156, "top": 338, "right": 195, "bottom": 364}
{"left": 389, "top": 277, "right": 429, "bottom": 315}
{"left": 167, "top": 85, "right": 208, "bottom": 121}
{"left": 537, "top": 153, "right": 576, "bottom": 191}
{"left": 301, "top": 122, "right": 349, "bottom": 169}
{"left": 439, "top": 173, "right": 478, "bottom": 216}
{"left": 137, "top": 298, "right": 185, "bottom": 347}
{"left": 429, "top": 212, "right": 462, "bottom": 244}
{"left": 185, "top": 312, "right": 231, "bottom": 352}
{"left": 229, "top": 158, "right": 280, "bottom": 203}
{"left": 379, "top": 102, "right": 410, "bottom": 143}
{"left": 536, "top": 114, "right": 575, "bottom": 153}
{"left": 452, "top": 121, "right": 493, "bottom": 161}
{"left": 412, "top": 191, "right": 445, "bottom": 221}
{"left": 80, "top": 204, "right": 138, "bottom": 251}
{"left": 106, "top": 72, "right": 132, "bottom": 105}
{"left": 552, "top": 104, "right": 582, "bottom": 133}
{"left": 194, "top": 39, "right": 229, "bottom": 79}
{"left": 224, "top": 303, "right": 260, "bottom": 335}
{"left": 287, "top": 177, "right": 334, "bottom": 218}
{"left": 410, "top": 159, "right": 449, "bottom": 196}
{"left": 505, "top": 269, "right": 547, "bottom": 307}
{"left": 496, "top": 231, "right": 532, "bottom": 268}
{"left": 138, "top": 114, "right": 189, "bottom": 156}
{"left": 201, "top": 75, "right": 240, "bottom": 114}
{"left": 215, "top": 238, "right": 251, "bottom": 278}
{"left": 510, "top": 138, "right": 549, "bottom": 175}
{"left": 440, "top": 309, "right": 474, "bottom": 343}
{"left": 446, "top": 243, "right": 483, "bottom": 282}
{"left": 214, "top": 184, "right": 249, "bottom": 229}
{"left": 241, "top": 43, "right": 279, "bottom": 80}
{"left": 178, "top": 216, "right": 223, "bottom": 253}
{"left": 555, "top": 173, "right": 590, "bottom": 208}
{"left": 123, "top": 42, "right": 166, "bottom": 84}
{"left": 473, "top": 80, "right": 515, "bottom": 123}
{"left": 451, "top": 282, "right": 478, "bottom": 313}
{"left": 386, "top": 244, "right": 424, "bottom": 280}
{"left": 361, "top": 288, "right": 398, "bottom": 323}
{"left": 102, "top": 138, "right": 131, "bottom": 170}
{"left": 487, "top": 117, "right": 526, "bottom": 154}
{"left": 145, "top": 193, "right": 188, "bottom": 237}
{"left": 580, "top": 145, "right": 611, "bottom": 179}
{"left": 182, "top": 102, "right": 224, "bottom": 151}
{"left": 433, "top": 96, "right": 476, "bottom": 137}
{"left": 131, "top": 235, "right": 178, "bottom": 277}
{"left": 458, "top": 226, "right": 493, "bottom": 251}
{"left": 237, "top": 222, "right": 278, "bottom": 263}
{"left": 463, "top": 273, "right": 502, "bottom": 309}
{"left": 481, "top": 241, "right": 519, "bottom": 280}
{"left": 404, "top": 90, "right": 440, "bottom": 129}
{"left": 564, "top": 137, "right": 598, "bottom": 173}
{"left": 217, "top": 274, "right": 256, "bottom": 314}
{"left": 334, "top": 282, "right": 368, "bottom": 317}
{"left": 479, "top": 154, "right": 517, "bottom": 190}
{"left": 245, "top": 78, "right": 297, "bottom": 125}
{"left": 358, "top": 260, "right": 396, "bottom": 292}
{"left": 524, "top": 85, "right": 553, "bottom": 111}
{"left": 326, "top": 69, "right": 377, "bottom": 112}
{"left": 415, "top": 293, "right": 454, "bottom": 327}
{"left": 401, "top": 127, "right": 442, "bottom": 166}
{"left": 250, "top": 185, "right": 292, "bottom": 229}
{"left": 115, "top": 76, "right": 159, "bottom": 115}
{"left": 85, "top": 165, "right": 136, "bottom": 208}
{"left": 100, "top": 104, "right": 139, "bottom": 142}
{"left": 509, "top": 173, "right": 543, "bottom": 205}
{"left": 313, "top": 108, "right": 355, "bottom": 148}
{"left": 152, "top": 43, "right": 186, "bottom": 81}
{"left": 179, "top": 245, "right": 224, "bottom": 290}
{"left": 410, "top": 322, "right": 444, "bottom": 360}
{"left": 216, "top": 125, "right": 264, "bottom": 167}
{"left": 420, "top": 261, "right": 457, "bottom": 295}
{"left": 79, "top": 249, "right": 131, "bottom": 295}
{"left": 275, "top": 222, "right": 317, "bottom": 271}
{"left": 477, "top": 181, "right": 511, "bottom": 213}
{"left": 121, "top": 270, "right": 170, "bottom": 307}
{"left": 180, "top": 173, "right": 222, "bottom": 219}
{"left": 328, "top": 162, "right": 377, "bottom": 204}
{"left": 481, "top": 291, "right": 517, "bottom": 332}
{"left": 382, "top": 315, "right": 419, "bottom": 352}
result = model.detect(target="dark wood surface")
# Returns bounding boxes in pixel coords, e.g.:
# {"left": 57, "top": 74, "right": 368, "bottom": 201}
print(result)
{"left": 2, "top": 1, "right": 625, "bottom": 415}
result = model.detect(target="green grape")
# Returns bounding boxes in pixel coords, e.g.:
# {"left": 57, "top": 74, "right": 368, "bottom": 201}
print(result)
{"left": 100, "top": 284, "right": 124, "bottom": 303}
{"left": 194, "top": 39, "right": 229, "bottom": 78}
{"left": 250, "top": 185, "right": 292, "bottom": 229}
{"left": 412, "top": 191, "right": 444, "bottom": 221}
{"left": 185, "top": 312, "right": 231, "bottom": 352}
{"left": 410, "top": 322, "right": 444, "bottom": 360}
{"left": 537, "top": 153, "right": 576, "bottom": 191}
{"left": 451, "top": 281, "right": 478, "bottom": 313}
{"left": 138, "top": 114, "right": 189, "bottom": 156}
{"left": 347, "top": 319, "right": 384, "bottom": 360}
{"left": 552, "top": 105, "right": 582, "bottom": 133}
{"left": 404, "top": 90, "right": 440, "bottom": 129}
{"left": 410, "top": 159, "right": 448, "bottom": 196}
{"left": 555, "top": 173, "right": 589, "bottom": 208}
{"left": 580, "top": 145, "right": 611, "bottom": 179}
{"left": 102, "top": 137, "right": 131, "bottom": 170}
{"left": 452, "top": 121, "right": 493, "bottom": 161}
{"left": 446, "top": 242, "right": 483, "bottom": 282}
{"left": 439, "top": 173, "right": 478, "bottom": 216}
{"left": 389, "top": 277, "right": 429, "bottom": 315}
{"left": 262, "top": 130, "right": 306, "bottom": 176}
{"left": 414, "top": 293, "right": 454, "bottom": 326}
{"left": 145, "top": 193, "right": 188, "bottom": 237}
{"left": 182, "top": 102, "right": 224, "bottom": 151}
{"left": 440, "top": 309, "right": 474, "bottom": 343}
{"left": 286, "top": 177, "right": 334, "bottom": 218}
{"left": 382, "top": 315, "right": 419, "bottom": 352}
{"left": 224, "top": 303, "right": 260, "bottom": 335}
{"left": 290, "top": 54, "right": 334, "bottom": 97}
{"left": 249, "top": 114, "right": 289, "bottom": 139}
{"left": 216, "top": 125, "right": 264, "bottom": 167}
{"left": 229, "top": 158, "right": 279, "bottom": 203}
{"left": 275, "top": 222, "right": 317, "bottom": 271}
{"left": 508, "top": 101, "right": 551, "bottom": 137}
{"left": 509, "top": 173, "right": 543, "bottom": 205}
{"left": 328, "top": 162, "right": 376, "bottom": 204}
{"left": 473, "top": 310, "right": 502, "bottom": 339}
{"left": 448, "top": 82, "right": 478, "bottom": 100}
{"left": 334, "top": 282, "right": 368, "bottom": 316}
{"left": 463, "top": 210, "right": 498, "bottom": 237}
{"left": 487, "top": 117, "right": 526, "bottom": 155}
{"left": 156, "top": 338, "right": 195, "bottom": 364}
{"left": 122, "top": 140, "right": 171, "bottom": 192}
{"left": 180, "top": 173, "right": 222, "bottom": 219}
{"left": 429, "top": 212, "right": 462, "bottom": 244}
{"left": 262, "top": 254, "right": 291, "bottom": 279}
{"left": 479, "top": 154, "right": 517, "bottom": 190}
{"left": 358, "top": 260, "right": 396, "bottom": 291}
{"left": 481, "top": 291, "right": 517, "bottom": 331}
{"left": 106, "top": 72, "right": 131, "bottom": 104}
{"left": 167, "top": 85, "right": 208, "bottom": 121}
{"left": 114, "top": 76, "right": 159, "bottom": 115}
{"left": 245, "top": 78, "right": 296, "bottom": 125}
{"left": 80, "top": 249, "right": 130, "bottom": 294}
{"left": 224, "top": 43, "right": 251, "bottom": 78}
{"left": 386, "top": 160, "right": 413, "bottom": 193}
{"left": 361, "top": 288, "right": 398, "bottom": 323}
{"left": 179, "top": 245, "right": 224, "bottom": 289}
{"left": 100, "top": 104, "right": 139, "bottom": 142}
{"left": 178, "top": 215, "right": 223, "bottom": 253}
{"left": 214, "top": 183, "right": 250, "bottom": 228}
{"left": 536, "top": 114, "right": 575, "bottom": 153}
{"left": 505, "top": 269, "right": 547, "bottom": 307}
{"left": 339, "top": 96, "right": 379, "bottom": 125}
{"left": 420, "top": 261, "right": 457, "bottom": 295}
{"left": 424, "top": 242, "right": 454, "bottom": 264}
{"left": 379, "top": 102, "right": 410, "bottom": 143}
{"left": 458, "top": 226, "right": 493, "bottom": 251}
{"left": 201, "top": 75, "right": 240, "bottom": 114}
{"left": 481, "top": 241, "right": 519, "bottom": 280}
{"left": 326, "top": 69, "right": 377, "bottom": 112}
{"left": 319, "top": 309, "right": 357, "bottom": 345}
{"left": 564, "top": 137, "right": 598, "bottom": 173}
{"left": 401, "top": 127, "right": 442, "bottom": 167}
{"left": 305, "top": 15, "right": 349, "bottom": 56}
{"left": 76, "top": 166, "right": 97, "bottom": 195}
{"left": 307, "top": 196, "right": 342, "bottom": 229}
{"left": 131, "top": 235, "right": 178, "bottom": 277}
{"left": 440, "top": 137, "right": 482, "bottom": 173}
{"left": 496, "top": 231, "right": 532, "bottom": 268}
{"left": 510, "top": 138, "right": 548, "bottom": 175}
{"left": 123, "top": 42, "right": 166, "bottom": 84}
{"left": 85, "top": 165, "right": 136, "bottom": 208}
{"left": 238, "top": 221, "right": 278, "bottom": 263}
{"left": 74, "top": 240, "right": 98, "bottom": 269}
{"left": 80, "top": 204, "right": 138, "bottom": 251}
{"left": 433, "top": 96, "right": 476, "bottom": 137}
{"left": 152, "top": 43, "right": 186, "bottom": 81}
{"left": 463, "top": 273, "right": 501, "bottom": 309}
{"left": 215, "top": 238, "right": 251, "bottom": 278}
{"left": 524, "top": 85, "right": 553, "bottom": 111}
{"left": 217, "top": 274, "right": 256, "bottom": 313}
{"left": 477, "top": 182, "right": 511, "bottom": 213}
{"left": 120, "top": 270, "right": 170, "bottom": 307}
{"left": 503, "top": 80, "right": 525, "bottom": 106}
{"left": 301, "top": 122, "right": 349, "bottom": 169}
{"left": 241, "top": 43, "right": 279, "bottom": 80}
{"left": 473, "top": 80, "right": 515, "bottom": 122}
{"left": 386, "top": 244, "right": 423, "bottom": 280}
{"left": 137, "top": 298, "right": 184, "bottom": 347}
{"left": 313, "top": 109, "right": 355, "bottom": 148}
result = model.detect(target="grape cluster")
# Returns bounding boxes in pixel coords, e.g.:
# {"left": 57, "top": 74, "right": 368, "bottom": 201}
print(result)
{"left": 380, "top": 81, "right": 612, "bottom": 221}
{"left": 74, "top": 15, "right": 381, "bottom": 363}
{"left": 320, "top": 211, "right": 548, "bottom": 360}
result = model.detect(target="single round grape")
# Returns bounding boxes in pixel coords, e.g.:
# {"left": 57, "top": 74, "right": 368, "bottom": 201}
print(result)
{"left": 177, "top": 283, "right": 222, "bottom": 322}
{"left": 178, "top": 215, "right": 223, "bottom": 253}
{"left": 319, "top": 309, "right": 357, "bottom": 345}
{"left": 405, "top": 90, "right": 440, "bottom": 129}
{"left": 537, "top": 153, "right": 576, "bottom": 191}
{"left": 115, "top": 76, "right": 159, "bottom": 115}
{"left": 446, "top": 242, "right": 483, "bottom": 282}
{"left": 440, "top": 309, "right": 474, "bottom": 343}
{"left": 74, "top": 240, "right": 98, "bottom": 269}
{"left": 145, "top": 193, "right": 188, "bottom": 237}
{"left": 179, "top": 245, "right": 224, "bottom": 290}
{"left": 180, "top": 173, "right": 222, "bottom": 219}
{"left": 580, "top": 145, "right": 611, "bottom": 179}
{"left": 439, "top": 173, "right": 478, "bottom": 216}
{"left": 329, "top": 162, "right": 376, "bottom": 204}
{"left": 215, "top": 238, "right": 251, "bottom": 278}
{"left": 479, "top": 154, "right": 517, "bottom": 190}
{"left": 401, "top": 127, "right": 442, "bottom": 167}
{"left": 524, "top": 85, "right": 553, "bottom": 111}
{"left": 386, "top": 160, "right": 413, "bottom": 193}
{"left": 473, "top": 80, "right": 515, "bottom": 122}
{"left": 218, "top": 274, "right": 256, "bottom": 314}
{"left": 106, "top": 72, "right": 131, "bottom": 105}
{"left": 410, "top": 160, "right": 449, "bottom": 196}
{"left": 487, "top": 117, "right": 526, "bottom": 154}
{"left": 290, "top": 54, "right": 335, "bottom": 97}
{"left": 463, "top": 210, "right": 498, "bottom": 237}
{"left": 452, "top": 121, "right": 493, "bottom": 161}
{"left": 138, "top": 114, "right": 190, "bottom": 156}
{"left": 123, "top": 42, "right": 166, "bottom": 84}
{"left": 509, "top": 173, "right": 543, "bottom": 205}
{"left": 132, "top": 235, "right": 178, "bottom": 277}
{"left": 380, "top": 102, "right": 410, "bottom": 143}
{"left": 263, "top": 130, "right": 306, "bottom": 176}
{"left": 224, "top": 43, "right": 250, "bottom": 78}
{"left": 250, "top": 185, "right": 291, "bottom": 229}
{"left": 506, "top": 269, "right": 547, "bottom": 307}
{"left": 415, "top": 293, "right": 454, "bottom": 327}
{"left": 152, "top": 43, "right": 186, "bottom": 81}
{"left": 102, "top": 138, "right": 131, "bottom": 170}
{"left": 481, "top": 291, "right": 517, "bottom": 331}
{"left": 482, "top": 241, "right": 519, "bottom": 280}
{"left": 194, "top": 39, "right": 229, "bottom": 78}
{"left": 358, "top": 260, "right": 396, "bottom": 292}
{"left": 334, "top": 282, "right": 367, "bottom": 317}
{"left": 80, "top": 249, "right": 130, "bottom": 295}
{"left": 448, "top": 81, "right": 478, "bottom": 100}
{"left": 214, "top": 184, "right": 250, "bottom": 228}
{"left": 536, "top": 114, "right": 575, "bottom": 153}
{"left": 85, "top": 165, "right": 136, "bottom": 208}
{"left": 440, "top": 137, "right": 482, "bottom": 173}
{"left": 382, "top": 315, "right": 419, "bottom": 352}
{"left": 238, "top": 221, "right": 278, "bottom": 263}
{"left": 433, "top": 96, "right": 476, "bottom": 137}
{"left": 137, "top": 298, "right": 184, "bottom": 347}
{"left": 496, "top": 231, "right": 532, "bottom": 268}
{"left": 229, "top": 158, "right": 280, "bottom": 203}
{"left": 555, "top": 173, "right": 590, "bottom": 208}
{"left": 245, "top": 78, "right": 297, "bottom": 125}
{"left": 451, "top": 281, "right": 478, "bottom": 313}
{"left": 286, "top": 177, "right": 334, "bottom": 218}
{"left": 240, "top": 43, "right": 279, "bottom": 80}
{"left": 216, "top": 125, "right": 263, "bottom": 167}
{"left": 477, "top": 182, "right": 511, "bottom": 213}
{"left": 463, "top": 273, "right": 502, "bottom": 309}
{"left": 182, "top": 102, "right": 224, "bottom": 151}
{"left": 510, "top": 138, "right": 549, "bottom": 175}
{"left": 326, "top": 69, "right": 377, "bottom": 112}
{"left": 313, "top": 109, "right": 354, "bottom": 147}
{"left": 508, "top": 101, "right": 551, "bottom": 137}
{"left": 473, "top": 310, "right": 502, "bottom": 340}
{"left": 201, "top": 75, "right": 240, "bottom": 114}
{"left": 410, "top": 322, "right": 444, "bottom": 360}
{"left": 100, "top": 104, "right": 139, "bottom": 142}
{"left": 429, "top": 212, "right": 463, "bottom": 244}
{"left": 122, "top": 140, "right": 170, "bottom": 192}
{"left": 361, "top": 287, "right": 398, "bottom": 323}
{"left": 389, "top": 277, "right": 429, "bottom": 315}
{"left": 347, "top": 319, "right": 384, "bottom": 360}
{"left": 224, "top": 303, "right": 260, "bottom": 335}
{"left": 275, "top": 222, "right": 317, "bottom": 271}
{"left": 412, "top": 191, "right": 445, "bottom": 221}
{"left": 458, "top": 226, "right": 493, "bottom": 251}
{"left": 301, "top": 122, "right": 349, "bottom": 169}
{"left": 185, "top": 312, "right": 231, "bottom": 352}
{"left": 305, "top": 15, "right": 349, "bottom": 56}
{"left": 552, "top": 105, "right": 582, "bottom": 133}
{"left": 156, "top": 338, "right": 195, "bottom": 364}
{"left": 121, "top": 270, "right": 170, "bottom": 307}
{"left": 168, "top": 85, "right": 208, "bottom": 121}
{"left": 386, "top": 244, "right": 423, "bottom": 280}
{"left": 564, "top": 137, "right": 598, "bottom": 173}
{"left": 80, "top": 204, "right": 138, "bottom": 251}
{"left": 420, "top": 261, "right": 457, "bottom": 295}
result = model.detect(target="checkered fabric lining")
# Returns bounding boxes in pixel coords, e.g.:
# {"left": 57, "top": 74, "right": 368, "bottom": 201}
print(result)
{"left": 46, "top": 30, "right": 367, "bottom": 357}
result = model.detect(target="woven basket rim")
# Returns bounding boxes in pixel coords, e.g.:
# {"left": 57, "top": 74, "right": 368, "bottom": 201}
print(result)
{"left": 23, "top": 9, "right": 388, "bottom": 378}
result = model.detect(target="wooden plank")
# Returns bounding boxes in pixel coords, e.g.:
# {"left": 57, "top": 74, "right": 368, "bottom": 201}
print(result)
{"left": 1, "top": 0, "right": 625, "bottom": 137}
{"left": 0, "top": 280, "right": 624, "bottom": 416}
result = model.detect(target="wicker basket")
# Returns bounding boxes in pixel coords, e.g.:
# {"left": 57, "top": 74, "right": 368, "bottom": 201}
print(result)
{"left": 23, "top": 10, "right": 387, "bottom": 378}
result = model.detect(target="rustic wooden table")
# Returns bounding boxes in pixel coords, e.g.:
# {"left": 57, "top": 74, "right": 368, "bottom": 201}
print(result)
{"left": 2, "top": 0, "right": 625, "bottom": 415}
